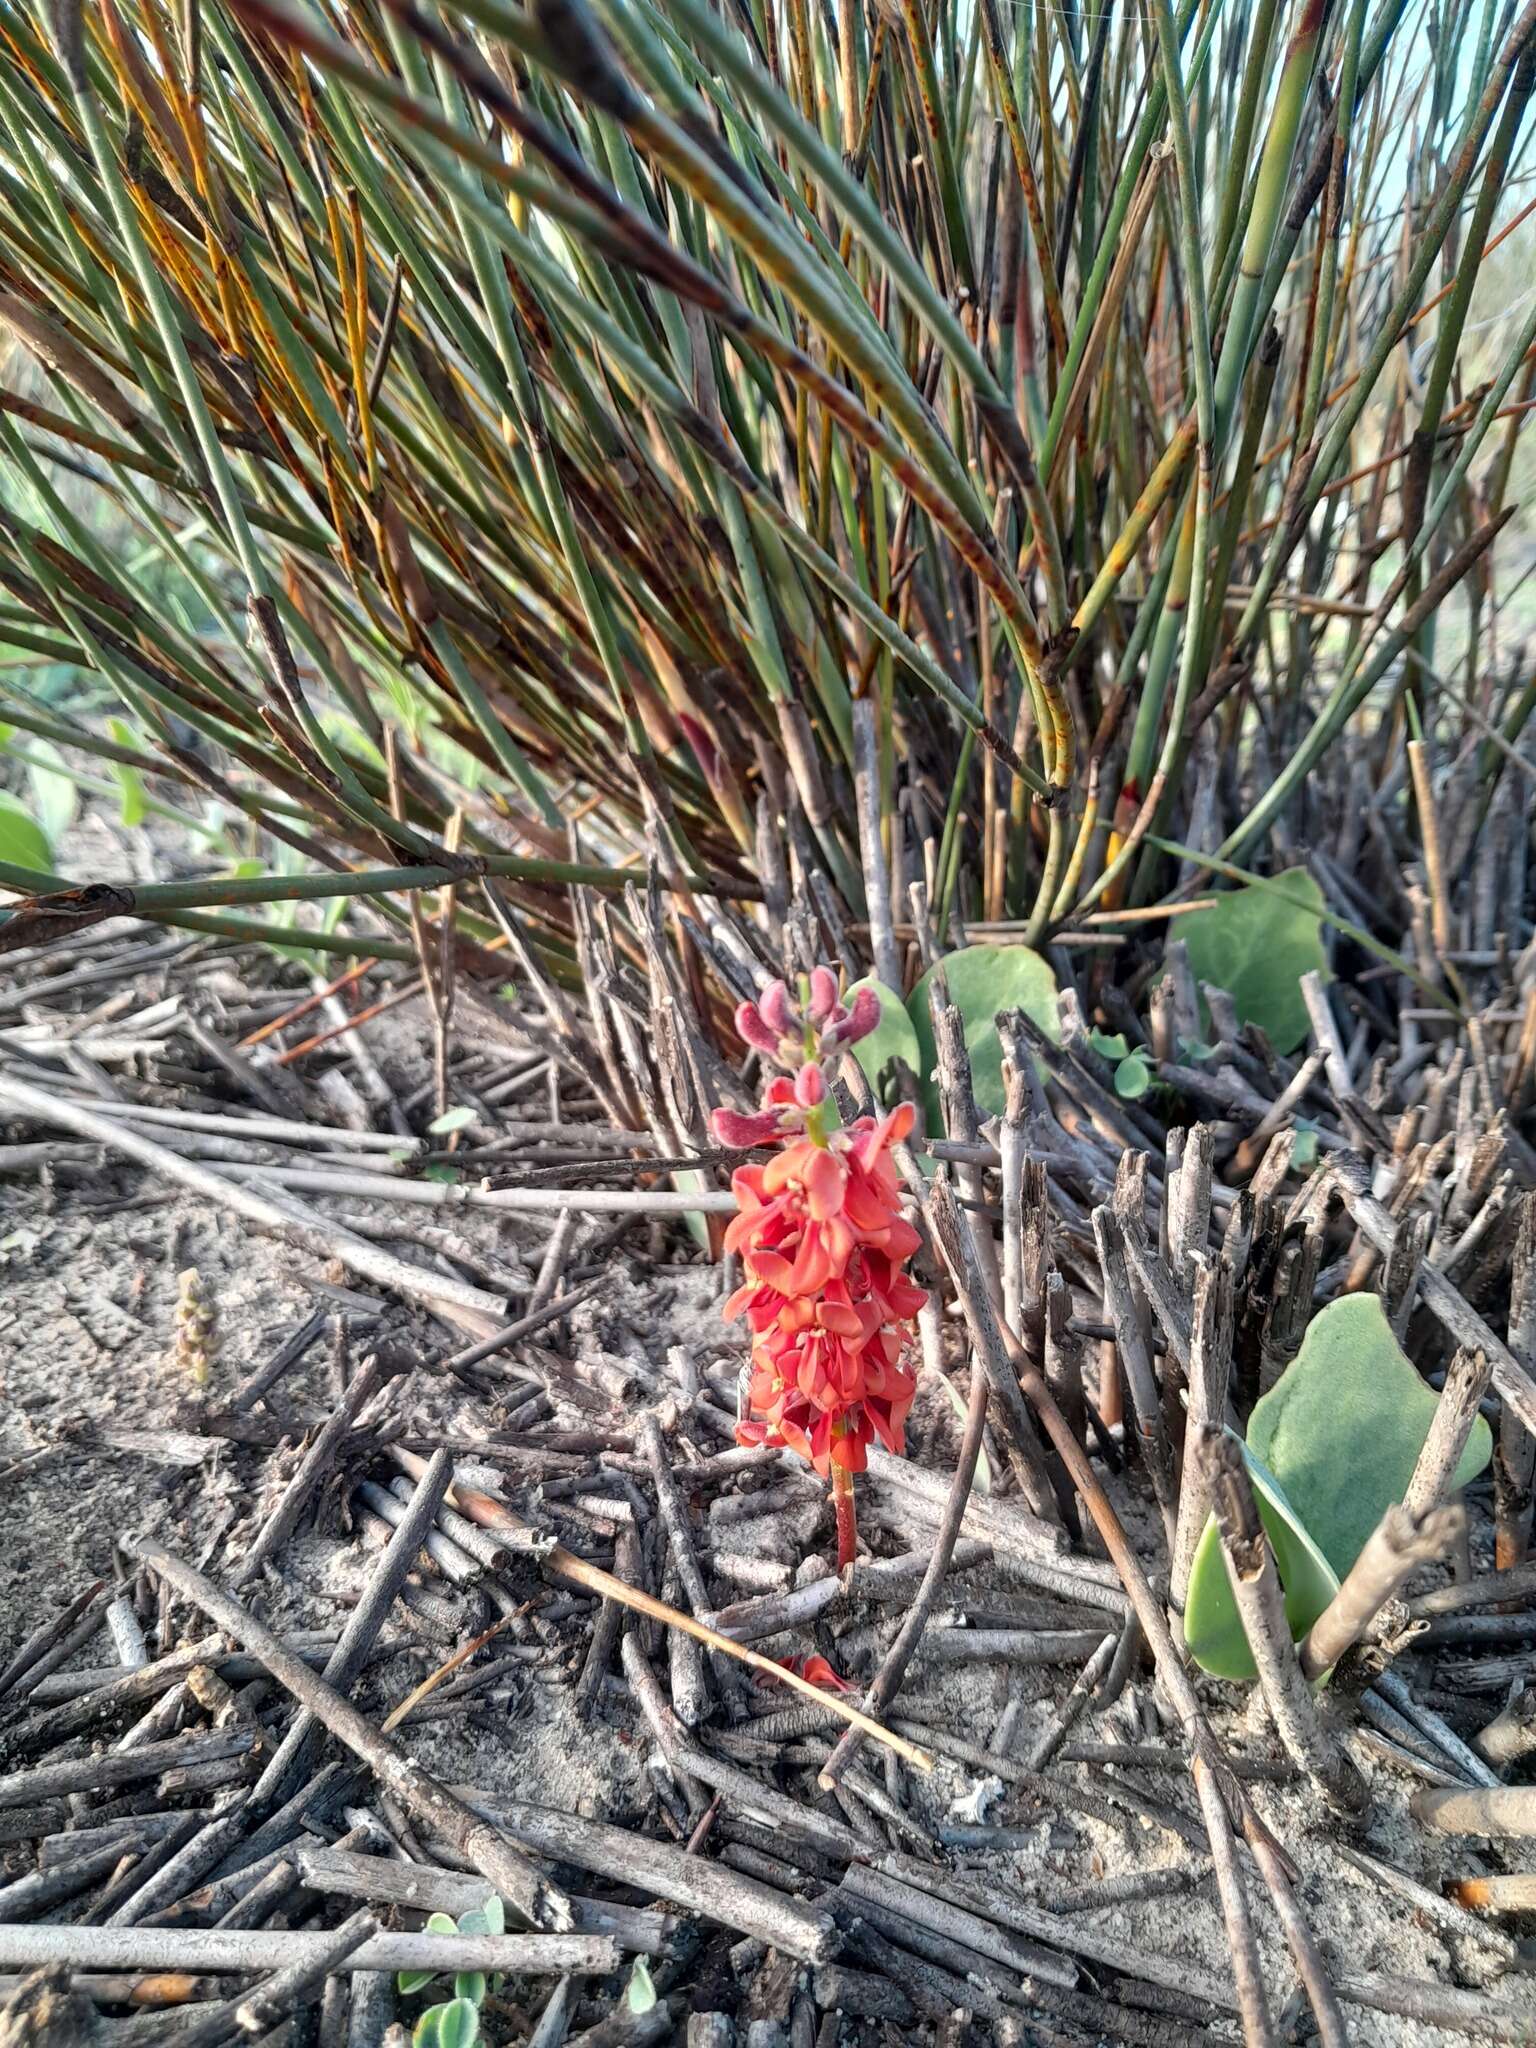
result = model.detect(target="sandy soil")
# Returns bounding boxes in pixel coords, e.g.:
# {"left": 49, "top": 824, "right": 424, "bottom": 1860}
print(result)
{"left": 0, "top": 985, "right": 1532, "bottom": 2045}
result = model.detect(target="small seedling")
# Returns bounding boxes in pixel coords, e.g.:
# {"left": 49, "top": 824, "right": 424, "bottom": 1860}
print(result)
{"left": 624, "top": 1956, "right": 657, "bottom": 2014}
{"left": 397, "top": 1896, "right": 505, "bottom": 2048}
{"left": 1089, "top": 1028, "right": 1152, "bottom": 1101}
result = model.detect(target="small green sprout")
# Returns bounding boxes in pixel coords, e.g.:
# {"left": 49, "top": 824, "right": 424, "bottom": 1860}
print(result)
{"left": 397, "top": 1896, "right": 505, "bottom": 2048}
{"left": 625, "top": 1957, "right": 657, "bottom": 2014}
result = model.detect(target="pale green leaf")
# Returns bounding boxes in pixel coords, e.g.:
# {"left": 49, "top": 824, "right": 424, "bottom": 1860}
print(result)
{"left": 1186, "top": 1295, "right": 1494, "bottom": 1681}
{"left": 1248, "top": 1293, "right": 1493, "bottom": 1581}
{"left": 106, "top": 719, "right": 146, "bottom": 828}
{"left": 1173, "top": 868, "right": 1328, "bottom": 1055}
{"left": 432, "top": 1998, "right": 480, "bottom": 2048}
{"left": 626, "top": 1957, "right": 657, "bottom": 2015}
{"left": 0, "top": 795, "right": 52, "bottom": 874}
{"left": 1114, "top": 1051, "right": 1151, "bottom": 1099}
{"left": 908, "top": 945, "right": 1059, "bottom": 1127}
{"left": 24, "top": 740, "right": 76, "bottom": 848}
{"left": 843, "top": 975, "right": 919, "bottom": 1107}
{"left": 1184, "top": 1440, "right": 1340, "bottom": 1682}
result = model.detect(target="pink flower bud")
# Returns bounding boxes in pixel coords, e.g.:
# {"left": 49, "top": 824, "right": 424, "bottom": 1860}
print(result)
{"left": 794, "top": 1062, "right": 827, "bottom": 1107}
{"left": 836, "top": 987, "right": 881, "bottom": 1046}
{"left": 735, "top": 1000, "right": 781, "bottom": 1056}
{"left": 807, "top": 966, "right": 838, "bottom": 1022}
{"left": 711, "top": 1105, "right": 785, "bottom": 1148}
{"left": 758, "top": 980, "right": 793, "bottom": 1035}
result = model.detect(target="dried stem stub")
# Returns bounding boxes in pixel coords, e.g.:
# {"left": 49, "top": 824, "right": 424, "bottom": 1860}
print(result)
{"left": 1201, "top": 1427, "right": 1368, "bottom": 1817}
{"left": 173, "top": 1268, "right": 215, "bottom": 1389}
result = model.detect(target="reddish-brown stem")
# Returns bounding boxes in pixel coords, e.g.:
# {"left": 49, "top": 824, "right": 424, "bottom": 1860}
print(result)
{"left": 833, "top": 1465, "right": 858, "bottom": 1571}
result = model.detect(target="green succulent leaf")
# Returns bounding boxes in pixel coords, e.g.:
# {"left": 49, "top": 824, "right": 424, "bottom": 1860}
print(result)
{"left": 453, "top": 1973, "right": 487, "bottom": 2006}
{"left": 397, "top": 1970, "right": 436, "bottom": 1997}
{"left": 412, "top": 2008, "right": 444, "bottom": 2048}
{"left": 1185, "top": 1294, "right": 1494, "bottom": 1681}
{"left": 1184, "top": 1440, "right": 1340, "bottom": 1682}
{"left": 427, "top": 1998, "right": 480, "bottom": 2048}
{"left": 0, "top": 795, "right": 51, "bottom": 875}
{"left": 480, "top": 1895, "right": 505, "bottom": 1936}
{"left": 1088, "top": 1028, "right": 1130, "bottom": 1060}
{"left": 1113, "top": 1051, "right": 1151, "bottom": 1099}
{"left": 1174, "top": 867, "right": 1328, "bottom": 1054}
{"left": 455, "top": 1909, "right": 490, "bottom": 1939}
{"left": 429, "top": 1106, "right": 477, "bottom": 1135}
{"left": 908, "top": 945, "right": 1060, "bottom": 1127}
{"left": 424, "top": 1913, "right": 458, "bottom": 1938}
{"left": 1248, "top": 1293, "right": 1493, "bottom": 1580}
{"left": 843, "top": 976, "right": 919, "bottom": 1107}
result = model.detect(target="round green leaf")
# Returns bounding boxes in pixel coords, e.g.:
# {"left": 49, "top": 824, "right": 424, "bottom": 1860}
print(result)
{"left": 412, "top": 2009, "right": 444, "bottom": 2048}
{"left": 843, "top": 976, "right": 919, "bottom": 1108}
{"left": 397, "top": 1970, "right": 436, "bottom": 1997}
{"left": 1114, "top": 1051, "right": 1151, "bottom": 1099}
{"left": 453, "top": 1973, "right": 487, "bottom": 2007}
{"left": 1184, "top": 1439, "right": 1341, "bottom": 1682}
{"left": 0, "top": 795, "right": 51, "bottom": 875}
{"left": 455, "top": 1909, "right": 490, "bottom": 1939}
{"left": 908, "top": 945, "right": 1060, "bottom": 1127}
{"left": 430, "top": 1999, "right": 480, "bottom": 2048}
{"left": 1248, "top": 1292, "right": 1494, "bottom": 1581}
{"left": 480, "top": 1894, "right": 505, "bottom": 1936}
{"left": 424, "top": 1912, "right": 458, "bottom": 1938}
{"left": 1174, "top": 867, "right": 1328, "bottom": 1055}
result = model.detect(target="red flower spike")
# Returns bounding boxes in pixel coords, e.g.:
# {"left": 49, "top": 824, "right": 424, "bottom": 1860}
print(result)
{"left": 715, "top": 967, "right": 922, "bottom": 1570}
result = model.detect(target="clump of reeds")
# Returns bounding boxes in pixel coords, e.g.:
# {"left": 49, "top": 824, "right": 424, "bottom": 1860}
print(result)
{"left": 0, "top": 0, "right": 1529, "bottom": 965}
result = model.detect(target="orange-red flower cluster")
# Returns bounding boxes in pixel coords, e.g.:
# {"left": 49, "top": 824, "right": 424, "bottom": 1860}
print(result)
{"left": 712, "top": 973, "right": 924, "bottom": 1562}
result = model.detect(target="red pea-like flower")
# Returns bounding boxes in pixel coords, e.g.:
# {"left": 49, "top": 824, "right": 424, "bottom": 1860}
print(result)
{"left": 712, "top": 973, "right": 924, "bottom": 1569}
